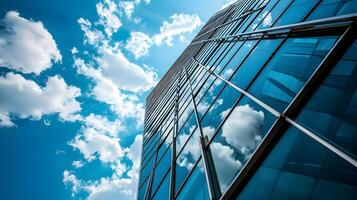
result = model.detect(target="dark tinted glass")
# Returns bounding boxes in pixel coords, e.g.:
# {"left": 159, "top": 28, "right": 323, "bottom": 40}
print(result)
{"left": 248, "top": 35, "right": 338, "bottom": 112}
{"left": 176, "top": 160, "right": 210, "bottom": 200}
{"left": 237, "top": 126, "right": 357, "bottom": 200}
{"left": 297, "top": 40, "right": 357, "bottom": 157}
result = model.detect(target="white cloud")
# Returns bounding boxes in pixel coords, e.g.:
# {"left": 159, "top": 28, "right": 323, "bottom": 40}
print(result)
{"left": 71, "top": 47, "right": 79, "bottom": 54}
{"left": 0, "top": 11, "right": 61, "bottom": 75}
{"left": 153, "top": 13, "right": 202, "bottom": 46}
{"left": 65, "top": 135, "right": 143, "bottom": 200}
{"left": 0, "top": 112, "right": 15, "bottom": 127}
{"left": 96, "top": 0, "right": 122, "bottom": 36}
{"left": 63, "top": 170, "right": 83, "bottom": 197}
{"left": 78, "top": 17, "right": 105, "bottom": 46}
{"left": 96, "top": 44, "right": 157, "bottom": 92}
{"left": 221, "top": 105, "right": 264, "bottom": 156}
{"left": 210, "top": 142, "right": 241, "bottom": 191}
{"left": 125, "top": 32, "right": 152, "bottom": 59}
{"left": 0, "top": 73, "right": 81, "bottom": 127}
{"left": 72, "top": 160, "right": 85, "bottom": 168}
{"left": 70, "top": 126, "right": 124, "bottom": 163}
{"left": 119, "top": 1, "right": 136, "bottom": 19}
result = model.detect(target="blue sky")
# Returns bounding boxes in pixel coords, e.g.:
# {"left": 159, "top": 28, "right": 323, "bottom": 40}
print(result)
{"left": 0, "top": 0, "right": 232, "bottom": 199}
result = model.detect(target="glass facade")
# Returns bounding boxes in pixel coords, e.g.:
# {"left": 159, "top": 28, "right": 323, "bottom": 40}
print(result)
{"left": 139, "top": 0, "right": 357, "bottom": 199}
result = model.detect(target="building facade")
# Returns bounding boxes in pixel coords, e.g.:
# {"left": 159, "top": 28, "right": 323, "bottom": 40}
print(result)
{"left": 138, "top": 0, "right": 357, "bottom": 199}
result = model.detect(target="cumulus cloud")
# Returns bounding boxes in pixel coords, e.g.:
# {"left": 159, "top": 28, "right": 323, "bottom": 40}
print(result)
{"left": 64, "top": 135, "right": 143, "bottom": 200}
{"left": 78, "top": 17, "right": 105, "bottom": 46}
{"left": 70, "top": 113, "right": 125, "bottom": 163}
{"left": 72, "top": 160, "right": 85, "bottom": 168}
{"left": 119, "top": 1, "right": 136, "bottom": 19}
{"left": 96, "top": 0, "right": 122, "bottom": 36}
{"left": 0, "top": 73, "right": 81, "bottom": 127}
{"left": 97, "top": 44, "right": 157, "bottom": 92}
{"left": 0, "top": 11, "right": 61, "bottom": 75}
{"left": 153, "top": 13, "right": 202, "bottom": 46}
{"left": 210, "top": 142, "right": 241, "bottom": 191}
{"left": 221, "top": 105, "right": 264, "bottom": 156}
{"left": 125, "top": 32, "right": 152, "bottom": 59}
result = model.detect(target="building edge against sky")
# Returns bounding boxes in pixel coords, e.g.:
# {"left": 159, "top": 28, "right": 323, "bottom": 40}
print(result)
{"left": 139, "top": 0, "right": 357, "bottom": 200}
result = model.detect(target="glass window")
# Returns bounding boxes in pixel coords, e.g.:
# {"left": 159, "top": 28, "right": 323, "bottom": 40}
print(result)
{"left": 256, "top": 0, "right": 292, "bottom": 30}
{"left": 230, "top": 38, "right": 283, "bottom": 90}
{"left": 236, "top": 126, "right": 357, "bottom": 200}
{"left": 274, "top": 0, "right": 319, "bottom": 27}
{"left": 152, "top": 145, "right": 172, "bottom": 195}
{"left": 248, "top": 35, "right": 338, "bottom": 112}
{"left": 176, "top": 112, "right": 197, "bottom": 154}
{"left": 175, "top": 128, "right": 201, "bottom": 193}
{"left": 216, "top": 40, "right": 259, "bottom": 78}
{"left": 297, "top": 39, "right": 357, "bottom": 157}
{"left": 138, "top": 176, "right": 149, "bottom": 200}
{"left": 176, "top": 160, "right": 210, "bottom": 200}
{"left": 200, "top": 84, "right": 242, "bottom": 140}
{"left": 307, "top": 0, "right": 357, "bottom": 20}
{"left": 196, "top": 77, "right": 225, "bottom": 117}
{"left": 209, "top": 95, "right": 277, "bottom": 193}
{"left": 244, "top": 0, "right": 279, "bottom": 32}
{"left": 152, "top": 171, "right": 170, "bottom": 200}
{"left": 140, "top": 153, "right": 155, "bottom": 186}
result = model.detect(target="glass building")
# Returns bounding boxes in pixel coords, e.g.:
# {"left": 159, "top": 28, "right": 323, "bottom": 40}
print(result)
{"left": 138, "top": 0, "right": 357, "bottom": 199}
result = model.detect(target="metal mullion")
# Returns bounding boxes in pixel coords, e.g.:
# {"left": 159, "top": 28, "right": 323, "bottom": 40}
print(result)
{"left": 183, "top": 66, "right": 222, "bottom": 199}
{"left": 190, "top": 13, "right": 357, "bottom": 45}
{"left": 169, "top": 69, "right": 182, "bottom": 200}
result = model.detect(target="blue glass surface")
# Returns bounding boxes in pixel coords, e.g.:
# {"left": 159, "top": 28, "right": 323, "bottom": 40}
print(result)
{"left": 200, "top": 83, "right": 241, "bottom": 140}
{"left": 176, "top": 160, "right": 210, "bottom": 200}
{"left": 152, "top": 171, "right": 170, "bottom": 200}
{"left": 297, "top": 39, "right": 357, "bottom": 157}
{"left": 248, "top": 35, "right": 338, "bottom": 112}
{"left": 209, "top": 95, "right": 277, "bottom": 193}
{"left": 307, "top": 0, "right": 357, "bottom": 20}
{"left": 152, "top": 144, "right": 172, "bottom": 193}
{"left": 175, "top": 128, "right": 201, "bottom": 193}
{"left": 138, "top": 177, "right": 149, "bottom": 200}
{"left": 274, "top": 0, "right": 319, "bottom": 26}
{"left": 237, "top": 126, "right": 357, "bottom": 200}
{"left": 230, "top": 38, "right": 283, "bottom": 90}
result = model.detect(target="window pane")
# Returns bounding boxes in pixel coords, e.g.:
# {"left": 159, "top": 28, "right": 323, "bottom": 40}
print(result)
{"left": 200, "top": 83, "right": 242, "bottom": 140}
{"left": 152, "top": 144, "right": 172, "bottom": 193}
{"left": 152, "top": 171, "right": 170, "bottom": 200}
{"left": 176, "top": 160, "right": 210, "bottom": 200}
{"left": 274, "top": 0, "right": 319, "bottom": 26}
{"left": 138, "top": 177, "right": 149, "bottom": 200}
{"left": 176, "top": 112, "right": 197, "bottom": 154}
{"left": 230, "top": 39, "right": 283, "bottom": 90}
{"left": 237, "top": 126, "right": 357, "bottom": 200}
{"left": 209, "top": 95, "right": 277, "bottom": 193}
{"left": 307, "top": 0, "right": 357, "bottom": 20}
{"left": 297, "top": 39, "right": 357, "bottom": 157}
{"left": 248, "top": 35, "right": 338, "bottom": 112}
{"left": 175, "top": 128, "right": 201, "bottom": 193}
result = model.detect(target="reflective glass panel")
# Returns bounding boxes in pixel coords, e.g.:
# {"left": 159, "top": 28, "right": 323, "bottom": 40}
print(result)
{"left": 248, "top": 35, "right": 338, "bottom": 112}
{"left": 152, "top": 171, "right": 170, "bottom": 200}
{"left": 230, "top": 38, "right": 283, "bottom": 90}
{"left": 307, "top": 0, "right": 357, "bottom": 20}
{"left": 176, "top": 160, "right": 210, "bottom": 200}
{"left": 152, "top": 144, "right": 171, "bottom": 193}
{"left": 175, "top": 128, "right": 201, "bottom": 192}
{"left": 297, "top": 39, "right": 357, "bottom": 157}
{"left": 209, "top": 95, "right": 277, "bottom": 193}
{"left": 237, "top": 126, "right": 357, "bottom": 200}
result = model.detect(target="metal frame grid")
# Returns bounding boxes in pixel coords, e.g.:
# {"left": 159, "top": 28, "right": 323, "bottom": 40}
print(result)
{"left": 138, "top": 0, "right": 357, "bottom": 200}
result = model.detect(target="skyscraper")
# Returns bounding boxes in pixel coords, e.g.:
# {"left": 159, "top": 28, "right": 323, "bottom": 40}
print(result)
{"left": 138, "top": 0, "right": 357, "bottom": 199}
